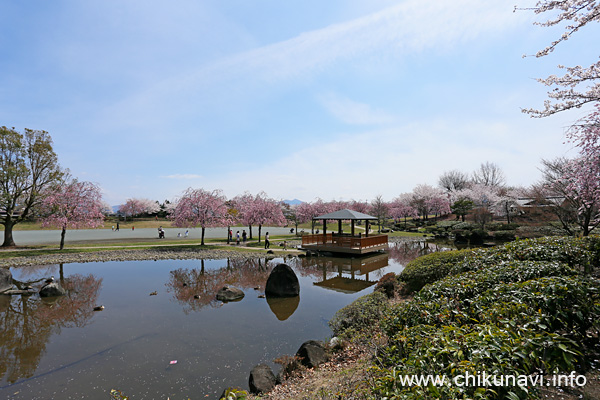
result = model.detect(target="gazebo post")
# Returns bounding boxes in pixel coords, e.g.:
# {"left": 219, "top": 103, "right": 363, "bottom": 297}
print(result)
{"left": 338, "top": 220, "right": 342, "bottom": 234}
{"left": 351, "top": 220, "right": 355, "bottom": 237}
{"left": 323, "top": 219, "right": 327, "bottom": 244}
{"left": 366, "top": 220, "right": 369, "bottom": 237}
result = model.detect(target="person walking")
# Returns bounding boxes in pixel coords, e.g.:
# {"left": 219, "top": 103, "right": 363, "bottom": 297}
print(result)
{"left": 242, "top": 230, "right": 247, "bottom": 243}
{"left": 236, "top": 231, "right": 240, "bottom": 245}
{"left": 265, "top": 232, "right": 270, "bottom": 249}
{"left": 116, "top": 222, "right": 120, "bottom": 231}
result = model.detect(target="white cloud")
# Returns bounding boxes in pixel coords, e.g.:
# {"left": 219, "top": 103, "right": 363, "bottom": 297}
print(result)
{"left": 205, "top": 114, "right": 570, "bottom": 202}
{"left": 105, "top": 0, "right": 525, "bottom": 128}
{"left": 318, "top": 93, "right": 396, "bottom": 125}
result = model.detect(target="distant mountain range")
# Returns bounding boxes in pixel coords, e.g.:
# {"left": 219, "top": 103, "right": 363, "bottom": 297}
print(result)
{"left": 283, "top": 199, "right": 303, "bottom": 205}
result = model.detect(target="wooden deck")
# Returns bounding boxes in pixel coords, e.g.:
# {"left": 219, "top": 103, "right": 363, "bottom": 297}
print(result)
{"left": 301, "top": 233, "right": 388, "bottom": 254}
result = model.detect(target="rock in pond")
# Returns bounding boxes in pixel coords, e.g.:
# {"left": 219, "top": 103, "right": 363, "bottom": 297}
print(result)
{"left": 39, "top": 282, "right": 66, "bottom": 297}
{"left": 248, "top": 364, "right": 276, "bottom": 394}
{"left": 265, "top": 264, "right": 299, "bottom": 297}
{"left": 216, "top": 286, "right": 245, "bottom": 302}
{"left": 296, "top": 340, "right": 329, "bottom": 368}
{"left": 0, "top": 267, "right": 12, "bottom": 293}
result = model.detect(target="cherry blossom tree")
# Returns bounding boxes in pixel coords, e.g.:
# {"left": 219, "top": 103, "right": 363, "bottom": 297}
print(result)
{"left": 348, "top": 200, "right": 372, "bottom": 215}
{"left": 39, "top": 178, "right": 105, "bottom": 249}
{"left": 410, "top": 184, "right": 449, "bottom": 220}
{"left": 169, "top": 188, "right": 232, "bottom": 245}
{"left": 539, "top": 157, "right": 600, "bottom": 235}
{"left": 494, "top": 187, "right": 525, "bottom": 224}
{"left": 456, "top": 184, "right": 501, "bottom": 228}
{"left": 551, "top": 106, "right": 600, "bottom": 235}
{"left": 521, "top": 0, "right": 600, "bottom": 116}
{"left": 236, "top": 192, "right": 286, "bottom": 242}
{"left": 296, "top": 199, "right": 330, "bottom": 234}
{"left": 389, "top": 195, "right": 418, "bottom": 228}
{"left": 233, "top": 192, "right": 256, "bottom": 239}
{"left": 425, "top": 195, "right": 451, "bottom": 219}
{"left": 118, "top": 198, "right": 160, "bottom": 221}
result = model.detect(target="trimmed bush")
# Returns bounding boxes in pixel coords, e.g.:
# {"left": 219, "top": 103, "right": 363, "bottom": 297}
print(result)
{"left": 373, "top": 237, "right": 600, "bottom": 400}
{"left": 492, "top": 230, "right": 516, "bottom": 241}
{"left": 328, "top": 291, "right": 388, "bottom": 340}
{"left": 399, "top": 249, "right": 473, "bottom": 292}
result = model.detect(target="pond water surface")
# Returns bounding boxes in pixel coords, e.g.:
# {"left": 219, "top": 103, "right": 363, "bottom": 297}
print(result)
{"left": 0, "top": 240, "right": 448, "bottom": 399}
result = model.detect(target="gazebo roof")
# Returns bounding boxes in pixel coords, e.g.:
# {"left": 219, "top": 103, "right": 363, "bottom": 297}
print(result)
{"left": 313, "top": 208, "right": 377, "bottom": 221}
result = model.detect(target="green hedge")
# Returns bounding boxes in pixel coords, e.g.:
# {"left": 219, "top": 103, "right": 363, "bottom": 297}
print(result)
{"left": 371, "top": 237, "right": 600, "bottom": 400}
{"left": 328, "top": 291, "right": 388, "bottom": 340}
{"left": 399, "top": 249, "right": 473, "bottom": 292}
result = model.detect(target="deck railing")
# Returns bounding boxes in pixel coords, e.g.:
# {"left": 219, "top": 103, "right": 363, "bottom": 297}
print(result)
{"left": 302, "top": 233, "right": 388, "bottom": 249}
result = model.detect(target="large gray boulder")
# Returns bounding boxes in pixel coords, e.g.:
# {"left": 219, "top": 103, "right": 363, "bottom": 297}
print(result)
{"left": 0, "top": 268, "right": 12, "bottom": 293}
{"left": 296, "top": 340, "right": 328, "bottom": 368}
{"left": 216, "top": 286, "right": 245, "bottom": 302}
{"left": 248, "top": 364, "right": 276, "bottom": 394}
{"left": 265, "top": 264, "right": 299, "bottom": 297}
{"left": 39, "top": 282, "right": 66, "bottom": 297}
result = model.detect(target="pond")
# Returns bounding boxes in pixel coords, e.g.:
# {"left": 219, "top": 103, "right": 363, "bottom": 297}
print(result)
{"left": 0, "top": 240, "right": 449, "bottom": 399}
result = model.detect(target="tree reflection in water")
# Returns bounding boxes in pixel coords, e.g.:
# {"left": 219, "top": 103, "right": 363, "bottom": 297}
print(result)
{"left": 0, "top": 264, "right": 102, "bottom": 384}
{"left": 166, "top": 243, "right": 446, "bottom": 315}
{"left": 387, "top": 239, "right": 451, "bottom": 265}
{"left": 166, "top": 258, "right": 276, "bottom": 314}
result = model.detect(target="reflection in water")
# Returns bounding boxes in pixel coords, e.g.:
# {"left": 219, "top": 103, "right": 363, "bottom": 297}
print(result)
{"left": 0, "top": 265, "right": 102, "bottom": 384}
{"left": 166, "top": 258, "right": 275, "bottom": 314}
{"left": 305, "top": 253, "right": 390, "bottom": 293}
{"left": 265, "top": 296, "right": 300, "bottom": 321}
{"left": 0, "top": 241, "right": 445, "bottom": 398}
{"left": 387, "top": 239, "right": 452, "bottom": 265}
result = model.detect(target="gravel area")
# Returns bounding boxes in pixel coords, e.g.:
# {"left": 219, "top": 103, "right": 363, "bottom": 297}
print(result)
{"left": 0, "top": 247, "right": 261, "bottom": 268}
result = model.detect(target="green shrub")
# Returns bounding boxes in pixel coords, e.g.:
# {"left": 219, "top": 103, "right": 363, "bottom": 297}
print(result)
{"left": 220, "top": 388, "right": 248, "bottom": 400}
{"left": 492, "top": 230, "right": 516, "bottom": 241}
{"left": 374, "top": 272, "right": 398, "bottom": 298}
{"left": 487, "top": 222, "right": 520, "bottom": 231}
{"left": 374, "top": 238, "right": 600, "bottom": 400}
{"left": 437, "top": 220, "right": 463, "bottom": 229}
{"left": 399, "top": 249, "right": 473, "bottom": 292}
{"left": 452, "top": 222, "right": 476, "bottom": 230}
{"left": 328, "top": 291, "right": 388, "bottom": 340}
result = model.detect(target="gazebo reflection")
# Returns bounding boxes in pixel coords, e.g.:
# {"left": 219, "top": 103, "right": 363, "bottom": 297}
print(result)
{"left": 307, "top": 253, "right": 389, "bottom": 294}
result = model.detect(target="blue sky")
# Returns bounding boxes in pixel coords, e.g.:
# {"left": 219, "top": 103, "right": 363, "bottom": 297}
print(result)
{"left": 1, "top": 0, "right": 597, "bottom": 206}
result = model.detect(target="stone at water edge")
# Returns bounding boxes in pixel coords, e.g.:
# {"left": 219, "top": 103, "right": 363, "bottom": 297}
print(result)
{"left": 248, "top": 364, "right": 276, "bottom": 394}
{"left": 296, "top": 340, "right": 329, "bottom": 368}
{"left": 216, "top": 286, "right": 245, "bottom": 302}
{"left": 0, "top": 268, "right": 12, "bottom": 293}
{"left": 39, "top": 282, "right": 66, "bottom": 297}
{"left": 265, "top": 264, "right": 299, "bottom": 297}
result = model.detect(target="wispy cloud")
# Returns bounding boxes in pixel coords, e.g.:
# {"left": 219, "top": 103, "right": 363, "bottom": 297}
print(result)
{"left": 319, "top": 93, "right": 396, "bottom": 125}
{"left": 106, "top": 0, "right": 524, "bottom": 126}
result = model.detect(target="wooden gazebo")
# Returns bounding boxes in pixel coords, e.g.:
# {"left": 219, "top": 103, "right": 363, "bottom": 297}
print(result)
{"left": 301, "top": 209, "right": 388, "bottom": 255}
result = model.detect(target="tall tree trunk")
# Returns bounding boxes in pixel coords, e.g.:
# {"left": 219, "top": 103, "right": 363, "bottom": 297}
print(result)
{"left": 2, "top": 220, "right": 16, "bottom": 247}
{"left": 60, "top": 226, "right": 67, "bottom": 250}
{"left": 258, "top": 224, "right": 262, "bottom": 243}
{"left": 201, "top": 227, "right": 206, "bottom": 245}
{"left": 248, "top": 225, "right": 253, "bottom": 239}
